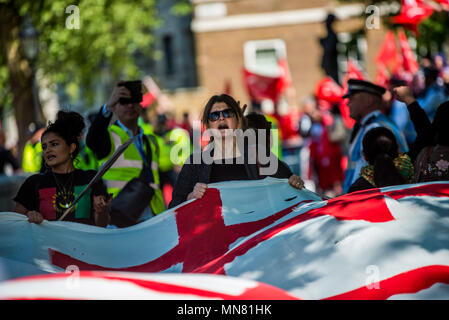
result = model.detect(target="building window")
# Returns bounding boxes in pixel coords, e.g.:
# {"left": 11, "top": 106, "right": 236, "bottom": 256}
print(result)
{"left": 244, "top": 39, "right": 287, "bottom": 76}
{"left": 163, "top": 35, "right": 174, "bottom": 76}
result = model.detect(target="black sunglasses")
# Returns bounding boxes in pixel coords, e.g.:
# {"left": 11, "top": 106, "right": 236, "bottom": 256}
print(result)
{"left": 208, "top": 108, "right": 235, "bottom": 122}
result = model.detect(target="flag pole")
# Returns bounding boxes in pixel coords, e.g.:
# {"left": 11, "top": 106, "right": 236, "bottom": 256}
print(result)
{"left": 58, "top": 136, "right": 137, "bottom": 221}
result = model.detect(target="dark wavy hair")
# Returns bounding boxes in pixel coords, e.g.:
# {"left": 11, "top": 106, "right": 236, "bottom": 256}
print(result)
{"left": 201, "top": 94, "right": 245, "bottom": 129}
{"left": 245, "top": 112, "right": 272, "bottom": 154}
{"left": 362, "top": 127, "right": 405, "bottom": 187}
{"left": 41, "top": 110, "right": 85, "bottom": 158}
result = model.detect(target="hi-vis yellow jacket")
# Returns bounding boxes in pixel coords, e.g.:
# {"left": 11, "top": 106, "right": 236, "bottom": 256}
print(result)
{"left": 22, "top": 141, "right": 42, "bottom": 173}
{"left": 98, "top": 124, "right": 165, "bottom": 215}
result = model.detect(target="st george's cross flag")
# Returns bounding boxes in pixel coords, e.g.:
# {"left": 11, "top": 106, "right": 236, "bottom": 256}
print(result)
{"left": 1, "top": 178, "right": 449, "bottom": 299}
{"left": 0, "top": 272, "right": 297, "bottom": 300}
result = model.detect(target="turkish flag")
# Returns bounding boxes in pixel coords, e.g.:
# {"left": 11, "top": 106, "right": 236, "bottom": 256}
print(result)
{"left": 391, "top": 0, "right": 434, "bottom": 35}
{"left": 398, "top": 29, "right": 419, "bottom": 74}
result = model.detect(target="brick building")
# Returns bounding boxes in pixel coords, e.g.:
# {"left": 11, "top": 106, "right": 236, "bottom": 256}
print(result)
{"left": 164, "top": 0, "right": 392, "bottom": 120}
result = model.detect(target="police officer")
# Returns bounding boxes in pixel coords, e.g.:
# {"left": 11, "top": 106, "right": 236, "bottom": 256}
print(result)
{"left": 343, "top": 79, "right": 408, "bottom": 193}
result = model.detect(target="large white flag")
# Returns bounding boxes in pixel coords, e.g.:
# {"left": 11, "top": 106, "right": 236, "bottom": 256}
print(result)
{"left": 1, "top": 178, "right": 449, "bottom": 299}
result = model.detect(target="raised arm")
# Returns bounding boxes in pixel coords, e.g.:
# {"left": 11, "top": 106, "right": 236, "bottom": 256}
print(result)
{"left": 392, "top": 86, "right": 435, "bottom": 161}
{"left": 86, "top": 82, "right": 131, "bottom": 159}
{"left": 86, "top": 107, "right": 113, "bottom": 160}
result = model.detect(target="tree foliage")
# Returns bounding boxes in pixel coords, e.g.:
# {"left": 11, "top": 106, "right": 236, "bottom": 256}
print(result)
{"left": 43, "top": 0, "right": 161, "bottom": 103}
{"left": 0, "top": 0, "right": 195, "bottom": 160}
{"left": 417, "top": 10, "right": 449, "bottom": 54}
{"left": 0, "top": 0, "right": 166, "bottom": 120}
{"left": 0, "top": 53, "right": 13, "bottom": 120}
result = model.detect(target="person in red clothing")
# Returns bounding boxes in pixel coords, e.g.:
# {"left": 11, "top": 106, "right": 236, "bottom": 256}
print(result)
{"left": 302, "top": 97, "right": 344, "bottom": 197}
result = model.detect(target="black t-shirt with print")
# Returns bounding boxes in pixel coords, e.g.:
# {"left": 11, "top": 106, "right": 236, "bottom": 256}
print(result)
{"left": 14, "top": 169, "right": 108, "bottom": 225}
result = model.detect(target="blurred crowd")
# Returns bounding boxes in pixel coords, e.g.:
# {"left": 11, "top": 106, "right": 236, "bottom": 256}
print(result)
{"left": 1, "top": 52, "right": 448, "bottom": 202}
{"left": 295, "top": 52, "right": 449, "bottom": 197}
{"left": 0, "top": 97, "right": 193, "bottom": 208}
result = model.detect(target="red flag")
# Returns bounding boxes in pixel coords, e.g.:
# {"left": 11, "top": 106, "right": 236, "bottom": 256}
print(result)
{"left": 242, "top": 68, "right": 283, "bottom": 103}
{"left": 375, "top": 65, "right": 391, "bottom": 88}
{"left": 391, "top": 0, "right": 434, "bottom": 35}
{"left": 397, "top": 29, "right": 419, "bottom": 74}
{"left": 140, "top": 92, "right": 156, "bottom": 108}
{"left": 243, "top": 58, "right": 292, "bottom": 104}
{"left": 341, "top": 58, "right": 367, "bottom": 98}
{"left": 338, "top": 100, "right": 356, "bottom": 129}
{"left": 315, "top": 76, "right": 344, "bottom": 105}
{"left": 278, "top": 58, "right": 292, "bottom": 93}
{"left": 141, "top": 76, "right": 161, "bottom": 108}
{"left": 343, "top": 59, "right": 366, "bottom": 84}
{"left": 375, "top": 31, "right": 401, "bottom": 74}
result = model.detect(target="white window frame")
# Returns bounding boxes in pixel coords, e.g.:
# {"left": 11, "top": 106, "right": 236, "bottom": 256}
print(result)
{"left": 244, "top": 39, "right": 287, "bottom": 77}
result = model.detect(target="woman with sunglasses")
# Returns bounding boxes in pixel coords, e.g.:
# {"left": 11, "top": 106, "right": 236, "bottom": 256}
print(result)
{"left": 168, "top": 94, "right": 304, "bottom": 209}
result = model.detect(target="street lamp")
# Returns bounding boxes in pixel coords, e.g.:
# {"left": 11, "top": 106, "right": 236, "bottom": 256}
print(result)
{"left": 19, "top": 17, "right": 41, "bottom": 125}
